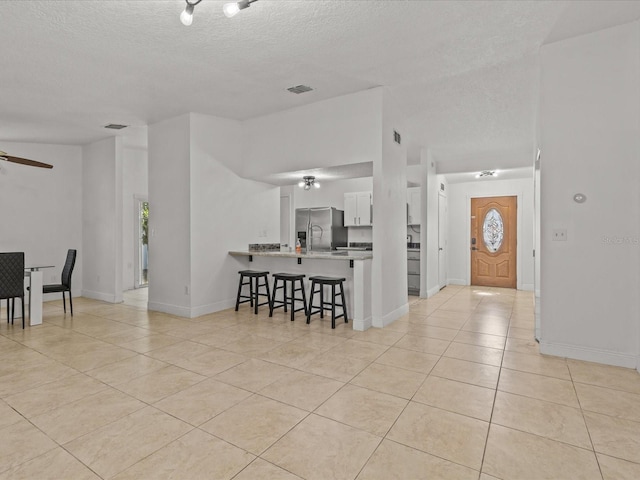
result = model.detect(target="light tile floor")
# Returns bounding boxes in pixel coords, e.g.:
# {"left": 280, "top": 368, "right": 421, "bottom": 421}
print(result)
{"left": 1, "top": 286, "right": 640, "bottom": 479}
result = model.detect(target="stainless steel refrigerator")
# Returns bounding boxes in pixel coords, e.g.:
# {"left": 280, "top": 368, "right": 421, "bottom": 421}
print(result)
{"left": 295, "top": 207, "right": 348, "bottom": 252}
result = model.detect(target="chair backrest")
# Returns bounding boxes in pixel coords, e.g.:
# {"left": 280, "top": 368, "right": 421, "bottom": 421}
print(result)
{"left": 61, "top": 249, "right": 77, "bottom": 288}
{"left": 0, "top": 252, "right": 25, "bottom": 299}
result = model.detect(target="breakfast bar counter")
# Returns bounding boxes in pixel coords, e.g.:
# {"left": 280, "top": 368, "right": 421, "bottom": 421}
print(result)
{"left": 229, "top": 250, "right": 373, "bottom": 330}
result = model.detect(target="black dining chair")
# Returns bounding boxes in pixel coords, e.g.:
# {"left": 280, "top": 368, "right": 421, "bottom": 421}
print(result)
{"left": 43, "top": 249, "right": 77, "bottom": 316}
{"left": 0, "top": 252, "right": 26, "bottom": 328}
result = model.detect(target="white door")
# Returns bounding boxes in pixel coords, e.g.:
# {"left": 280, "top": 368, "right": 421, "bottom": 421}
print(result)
{"left": 356, "top": 192, "right": 372, "bottom": 225}
{"left": 280, "top": 195, "right": 291, "bottom": 248}
{"left": 438, "top": 192, "right": 447, "bottom": 289}
{"left": 344, "top": 193, "right": 357, "bottom": 226}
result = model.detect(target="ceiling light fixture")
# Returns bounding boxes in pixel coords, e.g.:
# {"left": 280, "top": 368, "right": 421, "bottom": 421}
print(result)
{"left": 298, "top": 176, "right": 320, "bottom": 190}
{"left": 223, "top": 0, "right": 258, "bottom": 18}
{"left": 180, "top": 0, "right": 203, "bottom": 26}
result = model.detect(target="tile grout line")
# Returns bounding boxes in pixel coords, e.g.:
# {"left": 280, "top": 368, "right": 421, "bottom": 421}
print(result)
{"left": 568, "top": 364, "right": 606, "bottom": 480}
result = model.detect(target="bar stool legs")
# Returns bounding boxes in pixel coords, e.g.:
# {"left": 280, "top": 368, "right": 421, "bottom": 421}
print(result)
{"left": 307, "top": 276, "right": 348, "bottom": 329}
{"left": 235, "top": 270, "right": 273, "bottom": 315}
{"left": 271, "top": 273, "right": 308, "bottom": 321}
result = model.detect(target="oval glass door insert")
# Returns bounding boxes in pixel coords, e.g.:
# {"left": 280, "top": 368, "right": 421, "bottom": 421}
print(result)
{"left": 483, "top": 208, "right": 504, "bottom": 253}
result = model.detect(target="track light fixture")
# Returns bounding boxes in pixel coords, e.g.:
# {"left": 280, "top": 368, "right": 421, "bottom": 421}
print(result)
{"left": 180, "top": 0, "right": 203, "bottom": 26}
{"left": 298, "top": 176, "right": 320, "bottom": 191}
{"left": 223, "top": 0, "right": 259, "bottom": 18}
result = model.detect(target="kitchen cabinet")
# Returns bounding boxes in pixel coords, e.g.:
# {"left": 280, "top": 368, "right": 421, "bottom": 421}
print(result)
{"left": 407, "top": 187, "right": 421, "bottom": 225}
{"left": 344, "top": 191, "right": 372, "bottom": 226}
{"left": 408, "top": 249, "right": 420, "bottom": 295}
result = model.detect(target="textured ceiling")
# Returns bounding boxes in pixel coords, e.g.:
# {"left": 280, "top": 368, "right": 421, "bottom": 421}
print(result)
{"left": 1, "top": 0, "right": 640, "bottom": 176}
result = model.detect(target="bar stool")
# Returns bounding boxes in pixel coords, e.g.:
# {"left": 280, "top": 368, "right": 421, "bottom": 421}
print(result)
{"left": 307, "top": 276, "right": 348, "bottom": 329}
{"left": 270, "top": 273, "right": 308, "bottom": 321}
{"left": 235, "top": 270, "right": 273, "bottom": 315}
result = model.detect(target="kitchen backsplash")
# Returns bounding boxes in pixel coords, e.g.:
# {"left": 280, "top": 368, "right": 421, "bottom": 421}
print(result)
{"left": 349, "top": 242, "right": 373, "bottom": 250}
{"left": 248, "top": 243, "right": 280, "bottom": 252}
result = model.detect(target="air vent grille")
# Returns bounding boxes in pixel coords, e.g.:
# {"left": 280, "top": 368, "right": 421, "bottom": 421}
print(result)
{"left": 287, "top": 85, "right": 313, "bottom": 94}
{"left": 104, "top": 124, "right": 128, "bottom": 130}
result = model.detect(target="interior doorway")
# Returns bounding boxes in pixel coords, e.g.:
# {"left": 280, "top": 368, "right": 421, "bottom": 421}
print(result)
{"left": 438, "top": 191, "right": 447, "bottom": 289}
{"left": 134, "top": 197, "right": 149, "bottom": 288}
{"left": 470, "top": 195, "right": 517, "bottom": 288}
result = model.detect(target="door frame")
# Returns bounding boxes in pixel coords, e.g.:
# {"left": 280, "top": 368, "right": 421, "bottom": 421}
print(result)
{"left": 465, "top": 192, "right": 523, "bottom": 290}
{"left": 438, "top": 191, "right": 447, "bottom": 289}
{"left": 133, "top": 195, "right": 148, "bottom": 289}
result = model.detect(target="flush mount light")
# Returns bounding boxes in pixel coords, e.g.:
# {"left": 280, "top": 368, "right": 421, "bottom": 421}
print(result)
{"left": 223, "top": 0, "right": 258, "bottom": 18}
{"left": 180, "top": 0, "right": 203, "bottom": 26}
{"left": 104, "top": 124, "right": 128, "bottom": 130}
{"left": 298, "top": 176, "right": 320, "bottom": 190}
{"left": 475, "top": 170, "right": 498, "bottom": 178}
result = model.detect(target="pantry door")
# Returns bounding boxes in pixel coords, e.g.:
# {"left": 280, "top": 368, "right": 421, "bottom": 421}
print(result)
{"left": 470, "top": 196, "right": 517, "bottom": 288}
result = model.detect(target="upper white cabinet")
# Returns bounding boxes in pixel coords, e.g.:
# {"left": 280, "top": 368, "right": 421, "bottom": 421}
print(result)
{"left": 344, "top": 191, "right": 372, "bottom": 226}
{"left": 407, "top": 187, "right": 421, "bottom": 225}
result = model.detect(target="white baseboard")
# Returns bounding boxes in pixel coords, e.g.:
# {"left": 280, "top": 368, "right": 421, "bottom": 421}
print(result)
{"left": 352, "top": 315, "right": 372, "bottom": 331}
{"left": 373, "top": 302, "right": 409, "bottom": 328}
{"left": 540, "top": 340, "right": 638, "bottom": 369}
{"left": 147, "top": 301, "right": 192, "bottom": 318}
{"left": 520, "top": 283, "right": 534, "bottom": 292}
{"left": 426, "top": 286, "right": 441, "bottom": 298}
{"left": 448, "top": 278, "right": 466, "bottom": 286}
{"left": 190, "top": 298, "right": 237, "bottom": 318}
{"left": 81, "top": 290, "right": 120, "bottom": 304}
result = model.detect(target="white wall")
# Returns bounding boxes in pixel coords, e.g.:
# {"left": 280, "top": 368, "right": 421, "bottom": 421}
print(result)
{"left": 540, "top": 21, "right": 640, "bottom": 368}
{"left": 147, "top": 113, "right": 280, "bottom": 318}
{"left": 244, "top": 88, "right": 383, "bottom": 178}
{"left": 0, "top": 141, "right": 83, "bottom": 298}
{"left": 121, "top": 147, "right": 148, "bottom": 291}
{"left": 446, "top": 177, "right": 534, "bottom": 290}
{"left": 190, "top": 113, "right": 280, "bottom": 316}
{"left": 148, "top": 114, "right": 192, "bottom": 314}
{"left": 82, "top": 137, "right": 123, "bottom": 303}
{"left": 423, "top": 151, "right": 439, "bottom": 297}
{"left": 372, "top": 89, "right": 409, "bottom": 327}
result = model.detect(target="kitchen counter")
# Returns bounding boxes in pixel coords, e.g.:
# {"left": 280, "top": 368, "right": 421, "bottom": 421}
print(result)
{"left": 229, "top": 250, "right": 373, "bottom": 331}
{"left": 229, "top": 250, "right": 373, "bottom": 261}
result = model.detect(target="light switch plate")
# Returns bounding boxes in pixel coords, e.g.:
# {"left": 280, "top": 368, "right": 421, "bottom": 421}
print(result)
{"left": 552, "top": 229, "right": 567, "bottom": 241}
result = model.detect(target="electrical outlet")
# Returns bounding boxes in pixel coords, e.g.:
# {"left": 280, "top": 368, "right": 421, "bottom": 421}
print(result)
{"left": 552, "top": 229, "right": 567, "bottom": 241}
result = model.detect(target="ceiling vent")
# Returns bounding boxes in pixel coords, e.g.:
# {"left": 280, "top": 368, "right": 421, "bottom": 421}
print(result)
{"left": 104, "top": 124, "right": 128, "bottom": 130}
{"left": 287, "top": 85, "right": 313, "bottom": 94}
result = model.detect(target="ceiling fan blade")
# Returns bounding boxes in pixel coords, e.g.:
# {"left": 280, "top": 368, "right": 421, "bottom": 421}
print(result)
{"left": 0, "top": 155, "right": 53, "bottom": 169}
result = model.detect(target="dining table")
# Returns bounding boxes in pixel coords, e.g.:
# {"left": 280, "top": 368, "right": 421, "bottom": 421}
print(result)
{"left": 23, "top": 265, "right": 54, "bottom": 326}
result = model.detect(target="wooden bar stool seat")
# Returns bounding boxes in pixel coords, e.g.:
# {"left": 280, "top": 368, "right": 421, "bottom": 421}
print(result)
{"left": 306, "top": 276, "right": 348, "bottom": 329}
{"left": 270, "top": 273, "right": 308, "bottom": 321}
{"left": 235, "top": 270, "right": 273, "bottom": 315}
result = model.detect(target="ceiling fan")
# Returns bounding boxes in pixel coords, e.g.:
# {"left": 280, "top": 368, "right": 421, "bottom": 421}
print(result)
{"left": 0, "top": 151, "right": 53, "bottom": 169}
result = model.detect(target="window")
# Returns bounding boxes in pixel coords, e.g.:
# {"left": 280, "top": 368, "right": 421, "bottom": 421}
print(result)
{"left": 483, "top": 208, "right": 503, "bottom": 253}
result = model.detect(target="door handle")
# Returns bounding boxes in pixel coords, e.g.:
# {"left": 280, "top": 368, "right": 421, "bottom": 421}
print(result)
{"left": 471, "top": 247, "right": 478, "bottom": 251}
{"left": 439, "top": 247, "right": 443, "bottom": 251}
